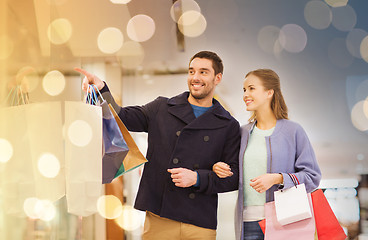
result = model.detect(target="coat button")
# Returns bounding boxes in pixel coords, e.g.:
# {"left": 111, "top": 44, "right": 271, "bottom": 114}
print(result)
{"left": 173, "top": 158, "right": 179, "bottom": 164}
{"left": 189, "top": 193, "right": 195, "bottom": 199}
{"left": 204, "top": 136, "right": 210, "bottom": 142}
{"left": 176, "top": 131, "right": 181, "bottom": 136}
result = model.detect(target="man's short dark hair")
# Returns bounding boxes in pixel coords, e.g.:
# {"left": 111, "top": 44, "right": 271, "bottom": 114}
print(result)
{"left": 189, "top": 51, "right": 224, "bottom": 75}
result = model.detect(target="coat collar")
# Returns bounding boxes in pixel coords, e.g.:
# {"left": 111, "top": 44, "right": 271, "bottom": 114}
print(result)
{"left": 245, "top": 119, "right": 286, "bottom": 136}
{"left": 167, "top": 92, "right": 232, "bottom": 129}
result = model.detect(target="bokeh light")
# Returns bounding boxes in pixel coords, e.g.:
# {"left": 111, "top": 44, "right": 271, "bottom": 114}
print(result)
{"left": 15, "top": 66, "right": 39, "bottom": 93}
{"left": 331, "top": 5, "right": 356, "bottom": 32}
{"left": 360, "top": 36, "right": 368, "bottom": 63}
{"left": 23, "top": 198, "right": 56, "bottom": 221}
{"left": 0, "top": 34, "right": 14, "bottom": 60}
{"left": 35, "top": 199, "right": 56, "bottom": 221}
{"left": 346, "top": 29, "right": 368, "bottom": 59}
{"left": 328, "top": 38, "right": 354, "bottom": 68}
{"left": 37, "top": 153, "right": 60, "bottom": 178}
{"left": 117, "top": 41, "right": 145, "bottom": 69}
{"left": 279, "top": 24, "right": 307, "bottom": 53}
{"left": 170, "top": 0, "right": 201, "bottom": 23}
{"left": 23, "top": 197, "right": 40, "bottom": 219}
{"left": 325, "top": 0, "right": 348, "bottom": 7}
{"left": 0, "top": 138, "right": 13, "bottom": 163}
{"left": 304, "top": 1, "right": 332, "bottom": 30}
{"left": 127, "top": 15, "right": 156, "bottom": 42}
{"left": 47, "top": 18, "right": 73, "bottom": 45}
{"left": 357, "top": 153, "right": 365, "bottom": 161}
{"left": 178, "top": 11, "right": 207, "bottom": 38}
{"left": 115, "top": 205, "right": 142, "bottom": 231}
{"left": 67, "top": 120, "right": 93, "bottom": 147}
{"left": 42, "top": 70, "right": 66, "bottom": 96}
{"left": 257, "top": 25, "right": 282, "bottom": 55}
{"left": 97, "top": 195, "right": 123, "bottom": 219}
{"left": 97, "top": 27, "right": 124, "bottom": 54}
{"left": 110, "top": 0, "right": 131, "bottom": 4}
{"left": 351, "top": 101, "right": 368, "bottom": 131}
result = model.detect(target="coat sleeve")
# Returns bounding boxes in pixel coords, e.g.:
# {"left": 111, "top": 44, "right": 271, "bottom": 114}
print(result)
{"left": 281, "top": 124, "right": 322, "bottom": 192}
{"left": 100, "top": 83, "right": 161, "bottom": 132}
{"left": 195, "top": 120, "right": 241, "bottom": 194}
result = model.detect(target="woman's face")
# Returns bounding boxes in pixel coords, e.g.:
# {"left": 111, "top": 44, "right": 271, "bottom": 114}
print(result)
{"left": 243, "top": 74, "right": 273, "bottom": 112}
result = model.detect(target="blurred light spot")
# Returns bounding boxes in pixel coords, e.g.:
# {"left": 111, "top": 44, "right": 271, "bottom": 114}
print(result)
{"left": 0, "top": 35, "right": 14, "bottom": 60}
{"left": 23, "top": 197, "right": 40, "bottom": 219}
{"left": 110, "top": 0, "right": 131, "bottom": 3}
{"left": 178, "top": 11, "right": 207, "bottom": 38}
{"left": 37, "top": 153, "right": 60, "bottom": 178}
{"left": 36, "top": 199, "right": 56, "bottom": 221}
{"left": 170, "top": 0, "right": 201, "bottom": 23}
{"left": 351, "top": 101, "right": 368, "bottom": 131}
{"left": 257, "top": 25, "right": 282, "bottom": 55}
{"left": 0, "top": 139, "right": 13, "bottom": 163}
{"left": 346, "top": 29, "right": 368, "bottom": 59}
{"left": 331, "top": 5, "right": 356, "bottom": 32}
{"left": 325, "top": 0, "right": 348, "bottom": 7}
{"left": 97, "top": 195, "right": 123, "bottom": 219}
{"left": 42, "top": 70, "right": 66, "bottom": 96}
{"left": 47, "top": 18, "right": 73, "bottom": 45}
{"left": 279, "top": 24, "right": 307, "bottom": 53}
{"left": 304, "top": 1, "right": 331, "bottom": 30}
{"left": 356, "top": 79, "right": 368, "bottom": 103}
{"left": 357, "top": 153, "right": 365, "bottom": 161}
{"left": 97, "top": 27, "right": 124, "bottom": 54}
{"left": 360, "top": 36, "right": 368, "bottom": 63}
{"left": 117, "top": 41, "right": 145, "bottom": 69}
{"left": 115, "top": 205, "right": 142, "bottom": 231}
{"left": 328, "top": 38, "right": 353, "bottom": 68}
{"left": 15, "top": 66, "right": 39, "bottom": 93}
{"left": 68, "top": 120, "right": 93, "bottom": 147}
{"left": 127, "top": 15, "right": 155, "bottom": 42}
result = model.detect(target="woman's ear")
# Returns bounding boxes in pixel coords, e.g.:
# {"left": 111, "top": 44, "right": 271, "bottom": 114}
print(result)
{"left": 267, "top": 89, "right": 274, "bottom": 99}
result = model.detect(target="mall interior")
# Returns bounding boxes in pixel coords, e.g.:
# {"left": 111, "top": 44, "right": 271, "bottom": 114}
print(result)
{"left": 0, "top": 0, "right": 368, "bottom": 239}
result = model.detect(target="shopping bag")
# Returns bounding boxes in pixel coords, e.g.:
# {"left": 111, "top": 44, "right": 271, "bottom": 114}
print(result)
{"left": 0, "top": 96, "right": 65, "bottom": 215}
{"left": 86, "top": 86, "right": 129, "bottom": 183}
{"left": 108, "top": 104, "right": 147, "bottom": 177}
{"left": 274, "top": 173, "right": 312, "bottom": 225}
{"left": 264, "top": 194, "right": 315, "bottom": 240}
{"left": 311, "top": 189, "right": 347, "bottom": 240}
{"left": 64, "top": 101, "right": 103, "bottom": 216}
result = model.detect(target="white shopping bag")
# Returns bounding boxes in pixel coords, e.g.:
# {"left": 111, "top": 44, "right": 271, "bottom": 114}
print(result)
{"left": 0, "top": 102, "right": 65, "bottom": 216}
{"left": 64, "top": 101, "right": 103, "bottom": 216}
{"left": 274, "top": 174, "right": 312, "bottom": 225}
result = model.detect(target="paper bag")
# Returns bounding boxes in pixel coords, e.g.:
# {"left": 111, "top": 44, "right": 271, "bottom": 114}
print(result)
{"left": 64, "top": 101, "right": 103, "bottom": 216}
{"left": 108, "top": 104, "right": 147, "bottom": 178}
{"left": 265, "top": 194, "right": 315, "bottom": 240}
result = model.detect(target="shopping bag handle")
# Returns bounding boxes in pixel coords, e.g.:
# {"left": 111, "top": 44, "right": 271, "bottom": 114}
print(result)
{"left": 287, "top": 173, "right": 300, "bottom": 187}
{"left": 86, "top": 84, "right": 105, "bottom": 105}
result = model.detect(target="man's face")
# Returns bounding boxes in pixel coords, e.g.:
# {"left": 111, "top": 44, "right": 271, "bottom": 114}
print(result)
{"left": 187, "top": 58, "right": 221, "bottom": 101}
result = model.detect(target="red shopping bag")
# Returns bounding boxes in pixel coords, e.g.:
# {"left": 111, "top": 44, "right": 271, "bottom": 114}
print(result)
{"left": 311, "top": 189, "right": 347, "bottom": 240}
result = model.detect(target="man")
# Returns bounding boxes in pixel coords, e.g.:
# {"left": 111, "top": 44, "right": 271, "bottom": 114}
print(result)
{"left": 76, "top": 51, "right": 240, "bottom": 240}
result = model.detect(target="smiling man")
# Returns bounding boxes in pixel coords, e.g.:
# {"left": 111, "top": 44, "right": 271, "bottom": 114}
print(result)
{"left": 75, "top": 51, "right": 240, "bottom": 240}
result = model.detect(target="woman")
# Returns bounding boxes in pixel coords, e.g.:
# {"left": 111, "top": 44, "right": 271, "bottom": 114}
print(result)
{"left": 213, "top": 69, "right": 321, "bottom": 240}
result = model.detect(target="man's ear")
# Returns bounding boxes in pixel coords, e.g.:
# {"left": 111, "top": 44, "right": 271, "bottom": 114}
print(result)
{"left": 215, "top": 73, "right": 222, "bottom": 85}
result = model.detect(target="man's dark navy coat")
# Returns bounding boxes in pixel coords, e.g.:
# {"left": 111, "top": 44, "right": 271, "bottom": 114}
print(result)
{"left": 101, "top": 85, "right": 240, "bottom": 230}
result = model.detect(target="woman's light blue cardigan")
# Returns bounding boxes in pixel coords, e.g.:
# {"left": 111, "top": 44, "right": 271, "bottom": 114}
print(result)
{"left": 235, "top": 119, "right": 322, "bottom": 240}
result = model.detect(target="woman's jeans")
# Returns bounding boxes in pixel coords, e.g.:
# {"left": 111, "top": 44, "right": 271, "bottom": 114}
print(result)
{"left": 243, "top": 221, "right": 264, "bottom": 240}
